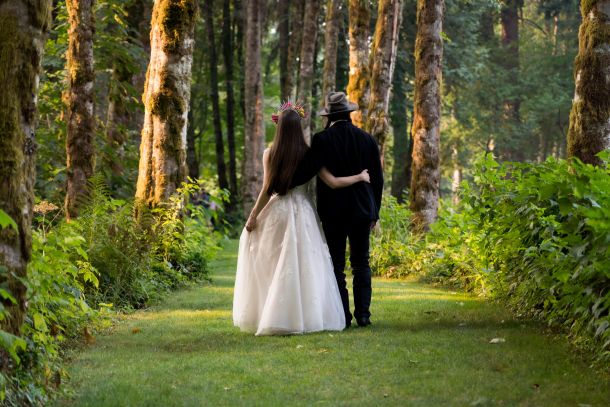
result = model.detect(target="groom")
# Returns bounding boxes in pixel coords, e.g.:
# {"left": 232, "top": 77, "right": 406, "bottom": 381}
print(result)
{"left": 292, "top": 92, "right": 383, "bottom": 328}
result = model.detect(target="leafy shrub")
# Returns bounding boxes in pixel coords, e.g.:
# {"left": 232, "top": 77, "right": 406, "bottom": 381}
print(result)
{"left": 372, "top": 152, "right": 610, "bottom": 364}
{"left": 1, "top": 179, "right": 224, "bottom": 404}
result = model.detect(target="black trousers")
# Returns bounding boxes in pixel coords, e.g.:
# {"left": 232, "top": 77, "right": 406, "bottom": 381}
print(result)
{"left": 322, "top": 218, "right": 372, "bottom": 324}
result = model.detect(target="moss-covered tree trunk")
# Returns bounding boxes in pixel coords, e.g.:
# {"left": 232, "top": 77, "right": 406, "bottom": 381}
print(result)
{"left": 409, "top": 0, "right": 443, "bottom": 232}
{"left": 65, "top": 0, "right": 96, "bottom": 220}
{"left": 223, "top": 0, "right": 238, "bottom": 197}
{"left": 567, "top": 0, "right": 610, "bottom": 165}
{"left": 346, "top": 0, "right": 371, "bottom": 128}
{"left": 186, "top": 105, "right": 199, "bottom": 179}
{"left": 297, "top": 0, "right": 320, "bottom": 142}
{"left": 0, "top": 0, "right": 51, "bottom": 339}
{"left": 365, "top": 0, "right": 403, "bottom": 161}
{"left": 321, "top": 0, "right": 341, "bottom": 104}
{"left": 135, "top": 0, "right": 197, "bottom": 210}
{"left": 205, "top": 0, "right": 229, "bottom": 191}
{"left": 286, "top": 0, "right": 304, "bottom": 101}
{"left": 242, "top": 0, "right": 265, "bottom": 213}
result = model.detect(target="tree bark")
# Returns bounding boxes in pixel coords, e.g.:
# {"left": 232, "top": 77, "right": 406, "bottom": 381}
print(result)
{"left": 286, "top": 0, "right": 304, "bottom": 101}
{"left": 365, "top": 0, "right": 403, "bottom": 161}
{"left": 65, "top": 0, "right": 96, "bottom": 220}
{"left": 499, "top": 0, "right": 521, "bottom": 161}
{"left": 279, "top": 0, "right": 291, "bottom": 101}
{"left": 242, "top": 0, "right": 265, "bottom": 213}
{"left": 409, "top": 0, "right": 443, "bottom": 232}
{"left": 297, "top": 0, "right": 320, "bottom": 142}
{"left": 567, "top": 0, "right": 610, "bottom": 165}
{"left": 106, "top": 0, "right": 152, "bottom": 176}
{"left": 223, "top": 0, "right": 238, "bottom": 197}
{"left": 346, "top": 0, "right": 371, "bottom": 128}
{"left": 0, "top": 0, "right": 52, "bottom": 339}
{"left": 135, "top": 0, "right": 197, "bottom": 210}
{"left": 321, "top": 0, "right": 341, "bottom": 103}
{"left": 205, "top": 0, "right": 229, "bottom": 191}
{"left": 186, "top": 104, "right": 199, "bottom": 179}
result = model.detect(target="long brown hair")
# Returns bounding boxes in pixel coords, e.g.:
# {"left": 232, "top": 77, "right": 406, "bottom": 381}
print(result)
{"left": 266, "top": 109, "right": 309, "bottom": 195}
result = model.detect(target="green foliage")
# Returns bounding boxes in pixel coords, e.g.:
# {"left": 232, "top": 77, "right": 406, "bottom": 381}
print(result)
{"left": 373, "top": 153, "right": 610, "bottom": 364}
{"left": 1, "top": 178, "right": 223, "bottom": 404}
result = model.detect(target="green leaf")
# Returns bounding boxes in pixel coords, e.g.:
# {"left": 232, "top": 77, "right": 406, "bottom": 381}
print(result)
{"left": 0, "top": 209, "right": 17, "bottom": 231}
{"left": 0, "top": 330, "right": 26, "bottom": 364}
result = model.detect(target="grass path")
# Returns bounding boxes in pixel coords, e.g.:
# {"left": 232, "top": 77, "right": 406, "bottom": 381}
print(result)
{"left": 58, "top": 240, "right": 610, "bottom": 406}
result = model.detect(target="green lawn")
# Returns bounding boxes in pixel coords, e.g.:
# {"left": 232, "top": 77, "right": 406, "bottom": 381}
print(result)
{"left": 57, "top": 240, "right": 610, "bottom": 406}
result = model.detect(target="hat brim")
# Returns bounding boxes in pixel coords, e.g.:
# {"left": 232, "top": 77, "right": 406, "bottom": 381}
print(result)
{"left": 317, "top": 102, "right": 359, "bottom": 116}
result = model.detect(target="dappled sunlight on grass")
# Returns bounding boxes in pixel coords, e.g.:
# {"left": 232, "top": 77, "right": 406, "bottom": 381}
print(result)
{"left": 132, "top": 309, "right": 232, "bottom": 321}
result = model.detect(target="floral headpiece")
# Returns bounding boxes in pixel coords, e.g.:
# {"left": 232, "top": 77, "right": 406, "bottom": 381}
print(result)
{"left": 271, "top": 100, "right": 307, "bottom": 124}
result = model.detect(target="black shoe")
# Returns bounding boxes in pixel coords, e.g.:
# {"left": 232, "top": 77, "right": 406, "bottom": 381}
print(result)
{"left": 356, "top": 317, "right": 371, "bottom": 327}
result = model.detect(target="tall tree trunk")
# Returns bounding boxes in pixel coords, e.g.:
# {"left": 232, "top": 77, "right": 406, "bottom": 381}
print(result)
{"left": 223, "top": 0, "right": 238, "bottom": 198}
{"left": 205, "top": 0, "right": 229, "bottom": 191}
{"left": 499, "top": 0, "right": 521, "bottom": 161}
{"left": 186, "top": 105, "right": 199, "bottom": 179}
{"left": 365, "top": 0, "right": 403, "bottom": 161}
{"left": 409, "top": 0, "right": 443, "bottom": 232}
{"left": 286, "top": 0, "right": 304, "bottom": 101}
{"left": 321, "top": 0, "right": 341, "bottom": 103}
{"left": 390, "top": 55, "right": 411, "bottom": 202}
{"left": 346, "top": 0, "right": 371, "bottom": 128}
{"left": 279, "top": 0, "right": 291, "bottom": 101}
{"left": 106, "top": 0, "right": 152, "bottom": 177}
{"left": 242, "top": 0, "right": 265, "bottom": 213}
{"left": 335, "top": 7, "right": 349, "bottom": 92}
{"left": 234, "top": 0, "right": 245, "bottom": 115}
{"left": 297, "top": 0, "right": 320, "bottom": 141}
{"left": 451, "top": 145, "right": 462, "bottom": 205}
{"left": 567, "top": 0, "right": 610, "bottom": 165}
{"left": 65, "top": 0, "right": 96, "bottom": 220}
{"left": 0, "top": 0, "right": 51, "bottom": 340}
{"left": 135, "top": 0, "right": 197, "bottom": 210}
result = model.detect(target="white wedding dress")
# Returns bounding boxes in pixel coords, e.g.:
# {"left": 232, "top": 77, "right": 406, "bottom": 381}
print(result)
{"left": 233, "top": 184, "right": 346, "bottom": 335}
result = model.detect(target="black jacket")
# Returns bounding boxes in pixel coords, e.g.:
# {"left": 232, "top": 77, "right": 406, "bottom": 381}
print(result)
{"left": 291, "top": 121, "right": 383, "bottom": 222}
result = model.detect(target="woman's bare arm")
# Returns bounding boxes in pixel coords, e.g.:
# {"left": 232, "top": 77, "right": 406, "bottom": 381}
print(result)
{"left": 318, "top": 167, "right": 370, "bottom": 189}
{"left": 245, "top": 149, "right": 272, "bottom": 231}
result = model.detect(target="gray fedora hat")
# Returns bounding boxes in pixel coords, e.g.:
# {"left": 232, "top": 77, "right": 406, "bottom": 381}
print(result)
{"left": 318, "top": 91, "right": 359, "bottom": 116}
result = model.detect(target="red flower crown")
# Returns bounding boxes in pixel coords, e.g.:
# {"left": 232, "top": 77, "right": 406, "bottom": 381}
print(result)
{"left": 271, "top": 100, "right": 307, "bottom": 124}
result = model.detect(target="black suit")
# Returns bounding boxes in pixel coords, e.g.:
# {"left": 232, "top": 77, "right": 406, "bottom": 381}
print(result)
{"left": 292, "top": 120, "right": 383, "bottom": 324}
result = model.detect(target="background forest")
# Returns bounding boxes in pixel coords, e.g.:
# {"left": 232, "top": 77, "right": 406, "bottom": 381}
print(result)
{"left": 1, "top": 0, "right": 609, "bottom": 405}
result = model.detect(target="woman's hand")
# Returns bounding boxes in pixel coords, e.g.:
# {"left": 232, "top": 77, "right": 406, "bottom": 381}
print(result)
{"left": 359, "top": 169, "right": 370, "bottom": 183}
{"left": 245, "top": 215, "right": 257, "bottom": 232}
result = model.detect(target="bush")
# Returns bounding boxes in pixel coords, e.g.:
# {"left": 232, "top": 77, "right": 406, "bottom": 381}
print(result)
{"left": 371, "top": 152, "right": 610, "bottom": 364}
{"left": 1, "top": 179, "right": 224, "bottom": 405}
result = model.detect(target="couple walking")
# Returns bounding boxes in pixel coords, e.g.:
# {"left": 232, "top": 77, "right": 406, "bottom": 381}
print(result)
{"left": 233, "top": 92, "right": 383, "bottom": 336}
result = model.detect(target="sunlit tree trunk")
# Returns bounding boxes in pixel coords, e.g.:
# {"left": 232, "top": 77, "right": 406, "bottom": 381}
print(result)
{"left": 409, "top": 0, "right": 443, "bottom": 232}
{"left": 205, "top": 0, "right": 229, "bottom": 191}
{"left": 567, "top": 0, "right": 610, "bottom": 165}
{"left": 451, "top": 145, "right": 462, "bottom": 205}
{"left": 65, "top": 0, "right": 96, "bottom": 220}
{"left": 321, "top": 0, "right": 341, "bottom": 103}
{"left": 346, "top": 0, "right": 371, "bottom": 128}
{"left": 223, "top": 0, "right": 238, "bottom": 197}
{"left": 366, "top": 0, "right": 403, "bottom": 161}
{"left": 285, "top": 0, "right": 304, "bottom": 101}
{"left": 242, "top": 0, "right": 265, "bottom": 213}
{"left": 0, "top": 0, "right": 51, "bottom": 340}
{"left": 135, "top": 0, "right": 197, "bottom": 210}
{"left": 297, "top": 0, "right": 320, "bottom": 142}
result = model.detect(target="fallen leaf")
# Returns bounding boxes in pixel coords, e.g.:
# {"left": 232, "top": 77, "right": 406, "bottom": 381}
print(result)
{"left": 224, "top": 387, "right": 231, "bottom": 391}
{"left": 489, "top": 338, "right": 506, "bottom": 344}
{"left": 318, "top": 348, "right": 329, "bottom": 353}
{"left": 296, "top": 345, "right": 303, "bottom": 349}
{"left": 532, "top": 384, "right": 540, "bottom": 390}
{"left": 132, "top": 328, "right": 141, "bottom": 334}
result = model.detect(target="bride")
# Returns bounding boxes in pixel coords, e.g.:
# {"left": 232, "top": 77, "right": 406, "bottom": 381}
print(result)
{"left": 233, "top": 103, "right": 370, "bottom": 336}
